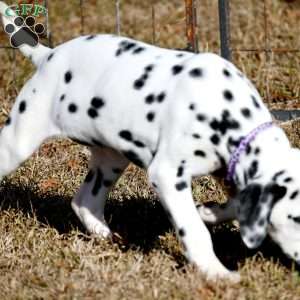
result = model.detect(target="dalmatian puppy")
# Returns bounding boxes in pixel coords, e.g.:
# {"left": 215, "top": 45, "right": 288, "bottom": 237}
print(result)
{"left": 1, "top": 1, "right": 300, "bottom": 282}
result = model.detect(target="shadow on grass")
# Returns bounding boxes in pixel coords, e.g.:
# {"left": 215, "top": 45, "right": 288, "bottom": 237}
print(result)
{"left": 0, "top": 181, "right": 83, "bottom": 234}
{"left": 0, "top": 181, "right": 298, "bottom": 272}
{"left": 0, "top": 181, "right": 171, "bottom": 252}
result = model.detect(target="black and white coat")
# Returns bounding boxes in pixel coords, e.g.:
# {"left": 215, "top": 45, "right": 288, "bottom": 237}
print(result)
{"left": 1, "top": 1, "right": 300, "bottom": 282}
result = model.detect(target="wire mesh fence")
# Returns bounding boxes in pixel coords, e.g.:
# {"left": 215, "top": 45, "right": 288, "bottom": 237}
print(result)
{"left": 0, "top": 0, "right": 299, "bottom": 120}
{"left": 217, "top": 0, "right": 300, "bottom": 120}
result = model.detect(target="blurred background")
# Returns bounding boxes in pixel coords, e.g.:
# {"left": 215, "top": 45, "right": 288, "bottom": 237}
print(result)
{"left": 0, "top": 0, "right": 300, "bottom": 114}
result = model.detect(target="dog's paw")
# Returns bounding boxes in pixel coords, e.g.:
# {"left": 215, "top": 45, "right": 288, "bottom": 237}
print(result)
{"left": 87, "top": 222, "right": 111, "bottom": 238}
{"left": 197, "top": 204, "right": 219, "bottom": 224}
{"left": 205, "top": 269, "right": 241, "bottom": 283}
{"left": 5, "top": 16, "right": 45, "bottom": 48}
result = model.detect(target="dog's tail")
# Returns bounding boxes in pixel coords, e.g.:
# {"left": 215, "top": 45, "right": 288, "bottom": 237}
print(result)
{"left": 0, "top": 1, "right": 50, "bottom": 66}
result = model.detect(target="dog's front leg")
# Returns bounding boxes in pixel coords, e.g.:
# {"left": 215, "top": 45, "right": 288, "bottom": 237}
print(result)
{"left": 148, "top": 160, "right": 240, "bottom": 282}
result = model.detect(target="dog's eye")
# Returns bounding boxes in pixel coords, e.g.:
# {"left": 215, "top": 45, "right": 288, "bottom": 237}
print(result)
{"left": 288, "top": 215, "right": 300, "bottom": 224}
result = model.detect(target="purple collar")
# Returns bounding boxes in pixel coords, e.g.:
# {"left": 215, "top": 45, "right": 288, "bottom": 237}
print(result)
{"left": 226, "top": 121, "right": 274, "bottom": 182}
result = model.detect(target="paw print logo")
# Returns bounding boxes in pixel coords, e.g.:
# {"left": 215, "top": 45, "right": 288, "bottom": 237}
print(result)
{"left": 5, "top": 16, "right": 45, "bottom": 48}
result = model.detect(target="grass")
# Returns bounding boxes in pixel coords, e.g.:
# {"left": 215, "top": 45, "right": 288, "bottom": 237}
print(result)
{"left": 0, "top": 0, "right": 299, "bottom": 299}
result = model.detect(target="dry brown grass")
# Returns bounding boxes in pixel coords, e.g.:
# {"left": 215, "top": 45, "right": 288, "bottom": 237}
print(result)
{"left": 0, "top": 0, "right": 300, "bottom": 299}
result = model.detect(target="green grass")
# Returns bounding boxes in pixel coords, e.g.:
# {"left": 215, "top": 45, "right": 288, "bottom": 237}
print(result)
{"left": 0, "top": 0, "right": 300, "bottom": 299}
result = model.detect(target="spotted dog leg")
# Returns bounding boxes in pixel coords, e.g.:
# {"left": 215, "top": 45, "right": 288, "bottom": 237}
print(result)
{"left": 71, "top": 147, "right": 128, "bottom": 237}
{"left": 148, "top": 157, "right": 240, "bottom": 281}
{"left": 197, "top": 199, "right": 237, "bottom": 225}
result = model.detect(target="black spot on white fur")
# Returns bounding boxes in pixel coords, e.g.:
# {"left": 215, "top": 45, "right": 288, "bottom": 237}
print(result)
{"left": 86, "top": 35, "right": 96, "bottom": 40}
{"left": 145, "top": 64, "right": 155, "bottom": 72}
{"left": 272, "top": 170, "right": 285, "bottom": 181}
{"left": 87, "top": 97, "right": 105, "bottom": 119}
{"left": 246, "top": 145, "right": 252, "bottom": 155}
{"left": 88, "top": 108, "right": 98, "bottom": 119}
{"left": 91, "top": 97, "right": 105, "bottom": 109}
{"left": 223, "top": 90, "right": 234, "bottom": 101}
{"left": 68, "top": 103, "right": 78, "bottom": 113}
{"left": 134, "top": 79, "right": 145, "bottom": 90}
{"left": 19, "top": 101, "right": 26, "bottom": 113}
{"left": 251, "top": 95, "right": 260, "bottom": 109}
{"left": 172, "top": 65, "right": 184, "bottom": 75}
{"left": 133, "top": 140, "right": 145, "bottom": 148}
{"left": 248, "top": 160, "right": 258, "bottom": 179}
{"left": 64, "top": 71, "right": 72, "bottom": 84}
{"left": 145, "top": 94, "right": 155, "bottom": 104}
{"left": 196, "top": 114, "right": 206, "bottom": 122}
{"left": 157, "top": 92, "right": 166, "bottom": 103}
{"left": 116, "top": 40, "right": 137, "bottom": 57}
{"left": 194, "top": 150, "right": 206, "bottom": 157}
{"left": 210, "top": 134, "right": 220, "bottom": 145}
{"left": 132, "top": 47, "right": 145, "bottom": 54}
{"left": 290, "top": 190, "right": 299, "bottom": 200}
{"left": 119, "top": 130, "right": 133, "bottom": 141}
{"left": 178, "top": 228, "right": 186, "bottom": 237}
{"left": 134, "top": 66, "right": 153, "bottom": 90}
{"left": 146, "top": 112, "right": 155, "bottom": 122}
{"left": 223, "top": 69, "right": 231, "bottom": 77}
{"left": 47, "top": 53, "right": 54, "bottom": 61}
{"left": 241, "top": 108, "right": 251, "bottom": 118}
{"left": 175, "top": 181, "right": 188, "bottom": 191}
{"left": 210, "top": 110, "right": 240, "bottom": 135}
{"left": 119, "top": 130, "right": 145, "bottom": 148}
{"left": 177, "top": 164, "right": 184, "bottom": 177}
{"left": 189, "top": 68, "right": 203, "bottom": 77}
{"left": 5, "top": 117, "right": 11, "bottom": 126}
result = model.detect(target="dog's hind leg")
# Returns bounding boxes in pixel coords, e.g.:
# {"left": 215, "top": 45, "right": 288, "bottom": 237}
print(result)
{"left": 197, "top": 199, "right": 237, "bottom": 224}
{"left": 71, "top": 147, "right": 128, "bottom": 237}
{"left": 0, "top": 88, "right": 59, "bottom": 179}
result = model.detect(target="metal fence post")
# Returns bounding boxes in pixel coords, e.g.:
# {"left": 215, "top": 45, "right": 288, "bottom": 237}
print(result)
{"left": 43, "top": 0, "right": 52, "bottom": 48}
{"left": 185, "top": 0, "right": 199, "bottom": 52}
{"left": 218, "top": 0, "right": 231, "bottom": 61}
{"left": 115, "top": 0, "right": 121, "bottom": 35}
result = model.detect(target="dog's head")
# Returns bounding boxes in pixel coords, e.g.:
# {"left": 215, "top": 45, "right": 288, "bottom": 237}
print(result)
{"left": 236, "top": 148, "right": 300, "bottom": 263}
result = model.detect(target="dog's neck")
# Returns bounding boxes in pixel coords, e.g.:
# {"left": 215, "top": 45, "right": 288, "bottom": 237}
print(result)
{"left": 232, "top": 125, "right": 290, "bottom": 189}
{"left": 213, "top": 125, "right": 291, "bottom": 196}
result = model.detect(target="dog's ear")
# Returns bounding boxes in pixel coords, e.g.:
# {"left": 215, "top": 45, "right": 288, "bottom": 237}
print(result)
{"left": 237, "top": 183, "right": 287, "bottom": 249}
